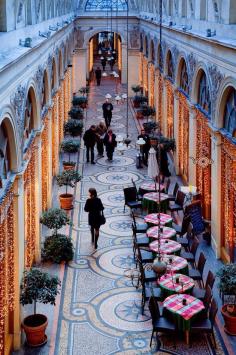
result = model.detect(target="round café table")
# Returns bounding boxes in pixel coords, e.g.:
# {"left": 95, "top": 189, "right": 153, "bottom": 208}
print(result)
{"left": 147, "top": 226, "right": 176, "bottom": 241}
{"left": 162, "top": 255, "right": 189, "bottom": 275}
{"left": 163, "top": 293, "right": 205, "bottom": 344}
{"left": 149, "top": 239, "right": 182, "bottom": 256}
{"left": 142, "top": 192, "right": 169, "bottom": 213}
{"left": 139, "top": 182, "right": 165, "bottom": 195}
{"left": 144, "top": 213, "right": 173, "bottom": 227}
{"left": 158, "top": 273, "right": 195, "bottom": 297}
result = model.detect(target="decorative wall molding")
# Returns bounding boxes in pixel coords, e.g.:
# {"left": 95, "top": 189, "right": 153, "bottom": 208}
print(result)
{"left": 208, "top": 64, "right": 225, "bottom": 119}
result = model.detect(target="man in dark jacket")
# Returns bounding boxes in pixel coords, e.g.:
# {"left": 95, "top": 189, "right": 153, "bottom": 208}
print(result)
{"left": 95, "top": 67, "right": 102, "bottom": 86}
{"left": 101, "top": 58, "right": 106, "bottom": 71}
{"left": 83, "top": 125, "right": 97, "bottom": 164}
{"left": 138, "top": 129, "right": 150, "bottom": 166}
{"left": 102, "top": 99, "right": 113, "bottom": 128}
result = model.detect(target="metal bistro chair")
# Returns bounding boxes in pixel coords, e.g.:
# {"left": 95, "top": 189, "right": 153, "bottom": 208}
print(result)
{"left": 185, "top": 200, "right": 211, "bottom": 239}
{"left": 168, "top": 190, "right": 185, "bottom": 215}
{"left": 131, "top": 211, "right": 148, "bottom": 234}
{"left": 192, "top": 270, "right": 215, "bottom": 301}
{"left": 149, "top": 296, "right": 176, "bottom": 349}
{"left": 174, "top": 214, "right": 192, "bottom": 250}
{"left": 188, "top": 252, "right": 206, "bottom": 287}
{"left": 167, "top": 182, "right": 179, "bottom": 202}
{"left": 123, "top": 187, "right": 142, "bottom": 213}
{"left": 180, "top": 236, "right": 199, "bottom": 267}
{"left": 190, "top": 297, "right": 218, "bottom": 348}
{"left": 131, "top": 178, "right": 143, "bottom": 201}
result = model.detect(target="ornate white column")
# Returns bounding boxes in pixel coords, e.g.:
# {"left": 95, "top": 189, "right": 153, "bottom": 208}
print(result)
{"left": 154, "top": 68, "right": 159, "bottom": 124}
{"left": 162, "top": 79, "right": 168, "bottom": 136}
{"left": 128, "top": 49, "right": 141, "bottom": 95}
{"left": 188, "top": 104, "right": 197, "bottom": 185}
{"left": 121, "top": 43, "right": 127, "bottom": 85}
{"left": 72, "top": 49, "right": 87, "bottom": 93}
{"left": 210, "top": 129, "right": 222, "bottom": 259}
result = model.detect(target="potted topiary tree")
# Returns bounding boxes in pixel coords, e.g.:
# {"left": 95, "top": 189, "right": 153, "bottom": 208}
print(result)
{"left": 217, "top": 263, "right": 236, "bottom": 335}
{"left": 56, "top": 170, "right": 81, "bottom": 210}
{"left": 60, "top": 138, "right": 80, "bottom": 170}
{"left": 20, "top": 268, "right": 61, "bottom": 346}
{"left": 141, "top": 105, "right": 156, "bottom": 122}
{"left": 79, "top": 86, "right": 89, "bottom": 96}
{"left": 64, "top": 119, "right": 83, "bottom": 137}
{"left": 68, "top": 107, "right": 84, "bottom": 120}
{"left": 72, "top": 96, "right": 88, "bottom": 108}
{"left": 40, "top": 208, "right": 74, "bottom": 263}
{"left": 131, "top": 85, "right": 141, "bottom": 94}
{"left": 133, "top": 95, "right": 148, "bottom": 108}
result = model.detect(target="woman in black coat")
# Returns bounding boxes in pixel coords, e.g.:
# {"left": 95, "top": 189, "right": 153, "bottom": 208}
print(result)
{"left": 84, "top": 188, "right": 104, "bottom": 249}
{"left": 103, "top": 129, "right": 117, "bottom": 161}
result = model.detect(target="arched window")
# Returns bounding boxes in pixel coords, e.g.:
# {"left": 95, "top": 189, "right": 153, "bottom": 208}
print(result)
{"left": 42, "top": 74, "right": 46, "bottom": 109}
{"left": 24, "top": 95, "right": 34, "bottom": 142}
{"left": 0, "top": 124, "right": 10, "bottom": 182}
{"left": 167, "top": 51, "right": 174, "bottom": 80}
{"left": 198, "top": 71, "right": 211, "bottom": 116}
{"left": 85, "top": 0, "right": 128, "bottom": 11}
{"left": 180, "top": 60, "right": 189, "bottom": 94}
{"left": 224, "top": 88, "right": 236, "bottom": 137}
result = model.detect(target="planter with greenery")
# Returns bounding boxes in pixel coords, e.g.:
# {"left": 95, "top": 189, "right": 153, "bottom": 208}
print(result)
{"left": 132, "top": 95, "right": 148, "bottom": 108}
{"left": 56, "top": 170, "right": 81, "bottom": 210}
{"left": 140, "top": 105, "right": 156, "bottom": 121}
{"left": 68, "top": 107, "right": 84, "bottom": 120}
{"left": 20, "top": 268, "right": 61, "bottom": 346}
{"left": 60, "top": 139, "right": 80, "bottom": 170}
{"left": 40, "top": 208, "right": 74, "bottom": 263}
{"left": 217, "top": 263, "right": 236, "bottom": 335}
{"left": 72, "top": 96, "right": 88, "bottom": 108}
{"left": 143, "top": 121, "right": 158, "bottom": 134}
{"left": 131, "top": 85, "right": 141, "bottom": 94}
{"left": 79, "top": 86, "right": 89, "bottom": 96}
{"left": 64, "top": 119, "right": 83, "bottom": 137}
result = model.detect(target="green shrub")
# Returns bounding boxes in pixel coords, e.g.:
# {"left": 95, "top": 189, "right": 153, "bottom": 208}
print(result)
{"left": 64, "top": 119, "right": 83, "bottom": 137}
{"left": 42, "top": 234, "right": 74, "bottom": 263}
{"left": 40, "top": 208, "right": 70, "bottom": 234}
{"left": 68, "top": 107, "right": 84, "bottom": 119}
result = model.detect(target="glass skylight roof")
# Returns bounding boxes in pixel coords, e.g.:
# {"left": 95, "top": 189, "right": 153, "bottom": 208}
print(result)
{"left": 85, "top": 0, "right": 128, "bottom": 11}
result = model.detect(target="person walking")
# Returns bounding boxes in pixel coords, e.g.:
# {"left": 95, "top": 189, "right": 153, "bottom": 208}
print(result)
{"left": 101, "top": 58, "right": 106, "bottom": 71}
{"left": 103, "top": 129, "right": 117, "bottom": 161}
{"left": 84, "top": 188, "right": 105, "bottom": 249}
{"left": 138, "top": 129, "right": 150, "bottom": 166}
{"left": 95, "top": 121, "right": 107, "bottom": 157}
{"left": 83, "top": 125, "right": 97, "bottom": 164}
{"left": 102, "top": 99, "right": 113, "bottom": 128}
{"left": 95, "top": 66, "right": 102, "bottom": 86}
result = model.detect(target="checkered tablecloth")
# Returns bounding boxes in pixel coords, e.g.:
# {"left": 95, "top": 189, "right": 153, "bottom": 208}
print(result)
{"left": 147, "top": 226, "right": 176, "bottom": 240}
{"left": 159, "top": 274, "right": 194, "bottom": 293}
{"left": 143, "top": 192, "right": 169, "bottom": 202}
{"left": 163, "top": 294, "right": 205, "bottom": 321}
{"left": 144, "top": 213, "right": 173, "bottom": 226}
{"left": 162, "top": 255, "right": 188, "bottom": 274}
{"left": 149, "top": 240, "right": 181, "bottom": 255}
{"left": 139, "top": 183, "right": 165, "bottom": 192}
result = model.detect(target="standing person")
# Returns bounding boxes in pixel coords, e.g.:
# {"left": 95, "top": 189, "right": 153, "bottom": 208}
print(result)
{"left": 83, "top": 125, "right": 97, "bottom": 164}
{"left": 158, "top": 144, "right": 171, "bottom": 183}
{"left": 95, "top": 67, "right": 102, "bottom": 86}
{"left": 110, "top": 58, "right": 115, "bottom": 71}
{"left": 95, "top": 121, "right": 107, "bottom": 157}
{"left": 101, "top": 58, "right": 106, "bottom": 71}
{"left": 84, "top": 188, "right": 105, "bottom": 249}
{"left": 102, "top": 99, "right": 113, "bottom": 128}
{"left": 103, "top": 129, "right": 117, "bottom": 161}
{"left": 138, "top": 129, "right": 150, "bottom": 166}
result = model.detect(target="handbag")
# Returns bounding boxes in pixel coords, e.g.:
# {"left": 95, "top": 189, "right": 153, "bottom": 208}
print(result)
{"left": 100, "top": 210, "right": 106, "bottom": 225}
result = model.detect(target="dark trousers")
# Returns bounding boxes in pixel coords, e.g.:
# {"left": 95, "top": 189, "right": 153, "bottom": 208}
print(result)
{"left": 96, "top": 78, "right": 101, "bottom": 86}
{"left": 106, "top": 147, "right": 114, "bottom": 160}
{"left": 91, "top": 227, "right": 99, "bottom": 248}
{"left": 102, "top": 65, "right": 106, "bottom": 71}
{"left": 86, "top": 146, "right": 94, "bottom": 162}
{"left": 97, "top": 140, "right": 104, "bottom": 155}
{"left": 104, "top": 114, "right": 112, "bottom": 128}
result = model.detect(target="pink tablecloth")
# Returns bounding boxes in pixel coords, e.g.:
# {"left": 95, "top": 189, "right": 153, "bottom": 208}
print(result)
{"left": 149, "top": 240, "right": 181, "bottom": 255}
{"left": 159, "top": 274, "right": 194, "bottom": 293}
{"left": 143, "top": 192, "right": 169, "bottom": 202}
{"left": 163, "top": 294, "right": 205, "bottom": 321}
{"left": 162, "top": 255, "right": 188, "bottom": 274}
{"left": 140, "top": 182, "right": 165, "bottom": 192}
{"left": 147, "top": 226, "right": 176, "bottom": 239}
{"left": 144, "top": 213, "right": 173, "bottom": 226}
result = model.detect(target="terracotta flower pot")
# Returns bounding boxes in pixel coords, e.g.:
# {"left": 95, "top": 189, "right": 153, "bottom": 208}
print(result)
{"left": 22, "top": 314, "right": 48, "bottom": 347}
{"left": 59, "top": 193, "right": 73, "bottom": 210}
{"left": 63, "top": 163, "right": 75, "bottom": 171}
{"left": 221, "top": 304, "right": 236, "bottom": 335}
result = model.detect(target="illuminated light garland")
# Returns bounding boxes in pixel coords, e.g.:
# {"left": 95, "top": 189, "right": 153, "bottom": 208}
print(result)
{"left": 52, "top": 93, "right": 59, "bottom": 175}
{"left": 178, "top": 92, "right": 189, "bottom": 182}
{"left": 196, "top": 111, "right": 211, "bottom": 219}
{"left": 139, "top": 53, "right": 143, "bottom": 86}
{"left": 221, "top": 137, "right": 236, "bottom": 261}
{"left": 24, "top": 143, "right": 37, "bottom": 268}
{"left": 149, "top": 64, "right": 155, "bottom": 107}
{"left": 165, "top": 79, "right": 174, "bottom": 138}
{"left": 157, "top": 69, "right": 164, "bottom": 132}
{"left": 41, "top": 116, "right": 50, "bottom": 211}
{"left": 58, "top": 88, "right": 64, "bottom": 143}
{"left": 0, "top": 186, "right": 15, "bottom": 351}
{"left": 143, "top": 57, "right": 148, "bottom": 95}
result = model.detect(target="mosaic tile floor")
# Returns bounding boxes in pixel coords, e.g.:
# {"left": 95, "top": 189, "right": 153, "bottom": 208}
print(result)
{"left": 54, "top": 76, "right": 225, "bottom": 355}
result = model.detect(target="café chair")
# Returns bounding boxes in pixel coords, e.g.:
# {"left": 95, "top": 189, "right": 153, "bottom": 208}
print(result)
{"left": 188, "top": 252, "right": 206, "bottom": 287}
{"left": 167, "top": 182, "right": 179, "bottom": 201}
{"left": 148, "top": 296, "right": 176, "bottom": 348}
{"left": 131, "top": 178, "right": 143, "bottom": 201}
{"left": 192, "top": 270, "right": 215, "bottom": 301}
{"left": 123, "top": 187, "right": 142, "bottom": 213}
{"left": 165, "top": 178, "right": 171, "bottom": 194}
{"left": 190, "top": 297, "right": 218, "bottom": 348}
{"left": 180, "top": 237, "right": 199, "bottom": 267}
{"left": 131, "top": 211, "right": 148, "bottom": 233}
{"left": 174, "top": 215, "right": 192, "bottom": 250}
{"left": 168, "top": 190, "right": 185, "bottom": 215}
{"left": 185, "top": 200, "right": 211, "bottom": 239}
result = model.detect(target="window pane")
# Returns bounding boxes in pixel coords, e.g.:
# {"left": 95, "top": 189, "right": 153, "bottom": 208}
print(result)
{"left": 85, "top": 0, "right": 128, "bottom": 11}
